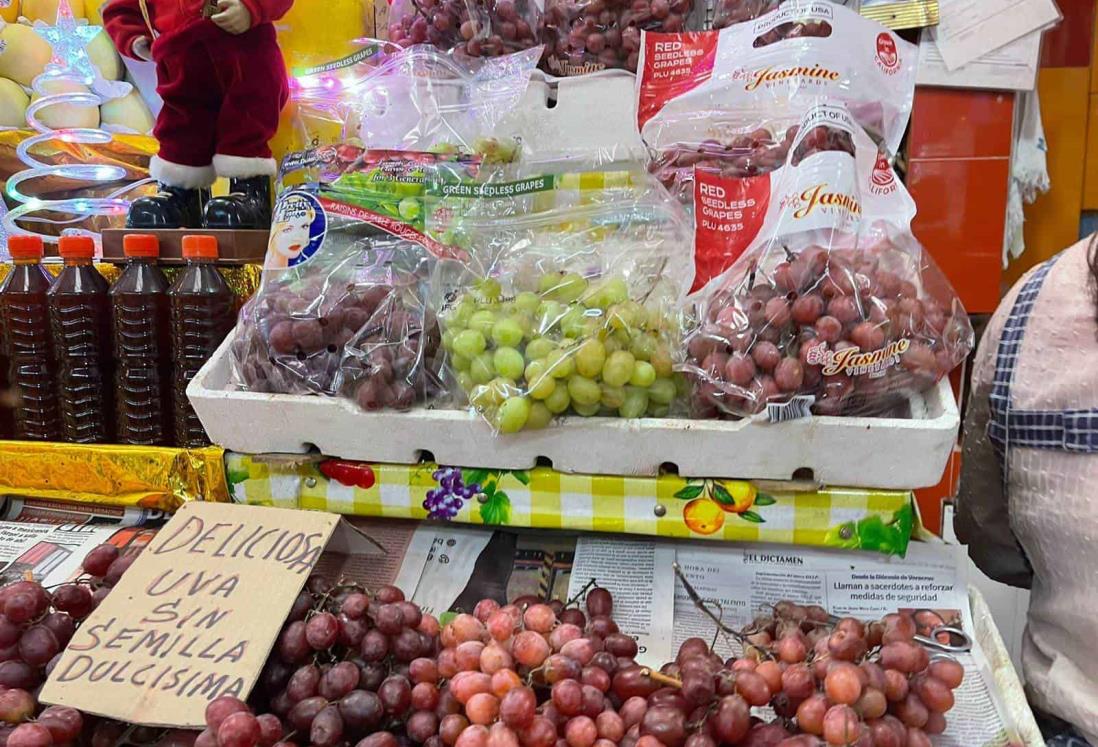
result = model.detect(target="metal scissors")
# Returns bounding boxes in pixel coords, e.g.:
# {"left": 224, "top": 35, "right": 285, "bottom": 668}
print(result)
{"left": 825, "top": 614, "right": 973, "bottom": 653}
{"left": 913, "top": 625, "right": 972, "bottom": 653}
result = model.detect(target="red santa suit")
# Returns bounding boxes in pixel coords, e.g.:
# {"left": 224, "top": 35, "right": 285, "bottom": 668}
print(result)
{"left": 103, "top": 0, "right": 292, "bottom": 188}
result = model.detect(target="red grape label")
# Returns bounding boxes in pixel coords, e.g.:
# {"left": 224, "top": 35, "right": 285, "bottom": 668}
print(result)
{"left": 805, "top": 337, "right": 910, "bottom": 377}
{"left": 637, "top": 0, "right": 917, "bottom": 155}
{"left": 636, "top": 32, "right": 719, "bottom": 131}
{"left": 692, "top": 169, "right": 771, "bottom": 293}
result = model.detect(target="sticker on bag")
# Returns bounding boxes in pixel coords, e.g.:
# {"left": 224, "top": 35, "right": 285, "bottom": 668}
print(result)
{"left": 637, "top": 0, "right": 916, "bottom": 154}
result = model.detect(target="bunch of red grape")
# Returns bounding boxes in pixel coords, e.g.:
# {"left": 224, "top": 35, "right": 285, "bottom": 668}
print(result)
{"left": 710, "top": 0, "right": 781, "bottom": 28}
{"left": 718, "top": 601, "right": 965, "bottom": 746}
{"left": 651, "top": 125, "right": 857, "bottom": 207}
{"left": 539, "top": 0, "right": 693, "bottom": 75}
{"left": 0, "top": 543, "right": 142, "bottom": 746}
{"left": 686, "top": 241, "right": 974, "bottom": 418}
{"left": 387, "top": 0, "right": 541, "bottom": 57}
{"left": 233, "top": 273, "right": 444, "bottom": 412}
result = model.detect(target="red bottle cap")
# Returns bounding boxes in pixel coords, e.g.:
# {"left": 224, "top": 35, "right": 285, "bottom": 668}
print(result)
{"left": 181, "top": 235, "right": 219, "bottom": 260}
{"left": 58, "top": 235, "right": 95, "bottom": 259}
{"left": 8, "top": 235, "right": 44, "bottom": 259}
{"left": 123, "top": 233, "right": 160, "bottom": 258}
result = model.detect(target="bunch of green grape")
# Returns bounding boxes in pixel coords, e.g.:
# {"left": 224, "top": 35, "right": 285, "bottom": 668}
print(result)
{"left": 440, "top": 272, "right": 683, "bottom": 433}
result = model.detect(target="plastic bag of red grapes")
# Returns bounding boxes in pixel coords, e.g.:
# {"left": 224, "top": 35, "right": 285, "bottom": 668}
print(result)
{"left": 286, "top": 44, "right": 539, "bottom": 171}
{"left": 637, "top": 0, "right": 916, "bottom": 206}
{"left": 683, "top": 102, "right": 975, "bottom": 419}
{"left": 231, "top": 151, "right": 483, "bottom": 412}
{"left": 539, "top": 0, "right": 701, "bottom": 75}
{"left": 711, "top": 0, "right": 859, "bottom": 29}
{"left": 388, "top": 0, "right": 542, "bottom": 58}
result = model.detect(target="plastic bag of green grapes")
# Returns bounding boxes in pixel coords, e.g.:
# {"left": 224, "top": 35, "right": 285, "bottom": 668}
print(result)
{"left": 425, "top": 167, "right": 695, "bottom": 433}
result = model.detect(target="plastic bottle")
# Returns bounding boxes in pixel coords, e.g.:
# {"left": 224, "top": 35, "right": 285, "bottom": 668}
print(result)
{"left": 111, "top": 234, "right": 172, "bottom": 446}
{"left": 0, "top": 235, "right": 61, "bottom": 440}
{"left": 168, "top": 235, "right": 235, "bottom": 447}
{"left": 48, "top": 235, "right": 114, "bottom": 443}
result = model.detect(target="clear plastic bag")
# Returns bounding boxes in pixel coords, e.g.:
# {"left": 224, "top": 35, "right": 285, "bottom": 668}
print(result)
{"left": 284, "top": 44, "right": 540, "bottom": 187}
{"left": 683, "top": 103, "right": 975, "bottom": 419}
{"left": 426, "top": 169, "right": 693, "bottom": 432}
{"left": 711, "top": 0, "right": 860, "bottom": 30}
{"left": 387, "top": 0, "right": 542, "bottom": 57}
{"left": 232, "top": 150, "right": 482, "bottom": 411}
{"left": 539, "top": 0, "right": 700, "bottom": 75}
{"left": 637, "top": 0, "right": 917, "bottom": 158}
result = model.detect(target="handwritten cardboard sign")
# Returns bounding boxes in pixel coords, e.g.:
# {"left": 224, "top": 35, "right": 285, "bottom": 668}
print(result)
{"left": 40, "top": 502, "right": 341, "bottom": 728}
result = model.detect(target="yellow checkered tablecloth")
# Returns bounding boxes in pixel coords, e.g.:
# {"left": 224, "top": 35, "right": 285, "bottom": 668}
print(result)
{"left": 225, "top": 454, "right": 915, "bottom": 555}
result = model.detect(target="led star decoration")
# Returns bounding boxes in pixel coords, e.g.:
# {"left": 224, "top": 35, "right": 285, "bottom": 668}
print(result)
{"left": 33, "top": 0, "right": 102, "bottom": 86}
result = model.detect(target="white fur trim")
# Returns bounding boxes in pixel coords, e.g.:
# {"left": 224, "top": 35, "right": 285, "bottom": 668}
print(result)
{"left": 150, "top": 156, "right": 216, "bottom": 189}
{"left": 214, "top": 154, "right": 278, "bottom": 179}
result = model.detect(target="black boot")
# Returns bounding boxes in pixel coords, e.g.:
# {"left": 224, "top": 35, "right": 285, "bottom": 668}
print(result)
{"left": 127, "top": 184, "right": 207, "bottom": 229}
{"left": 203, "top": 176, "right": 273, "bottom": 230}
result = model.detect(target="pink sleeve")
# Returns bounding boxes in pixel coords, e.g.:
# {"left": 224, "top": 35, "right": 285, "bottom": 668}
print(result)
{"left": 240, "top": 0, "right": 293, "bottom": 25}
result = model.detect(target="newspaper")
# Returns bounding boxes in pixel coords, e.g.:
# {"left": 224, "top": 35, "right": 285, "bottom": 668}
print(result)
{"left": 566, "top": 536, "right": 676, "bottom": 667}
{"left": 0, "top": 503, "right": 1023, "bottom": 745}
{"left": 670, "top": 541, "right": 1019, "bottom": 747}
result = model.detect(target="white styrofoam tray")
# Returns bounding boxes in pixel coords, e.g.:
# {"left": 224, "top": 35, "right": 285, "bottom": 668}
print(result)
{"left": 190, "top": 334, "right": 959, "bottom": 488}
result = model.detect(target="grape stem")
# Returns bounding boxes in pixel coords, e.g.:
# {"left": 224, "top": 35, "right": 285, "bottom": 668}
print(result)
{"left": 565, "top": 578, "right": 598, "bottom": 609}
{"left": 672, "top": 562, "right": 746, "bottom": 645}
{"left": 638, "top": 667, "right": 682, "bottom": 689}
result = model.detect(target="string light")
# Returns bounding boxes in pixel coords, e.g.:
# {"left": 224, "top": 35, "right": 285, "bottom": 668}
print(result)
{"left": 3, "top": 0, "right": 152, "bottom": 253}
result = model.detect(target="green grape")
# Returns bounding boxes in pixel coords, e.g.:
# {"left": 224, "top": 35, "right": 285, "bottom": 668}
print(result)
{"left": 526, "top": 402, "right": 553, "bottom": 430}
{"left": 649, "top": 378, "right": 676, "bottom": 405}
{"left": 589, "top": 278, "right": 628, "bottom": 309}
{"left": 554, "top": 273, "right": 588, "bottom": 303}
{"left": 515, "top": 291, "right": 541, "bottom": 314}
{"left": 650, "top": 346, "right": 674, "bottom": 378}
{"left": 567, "top": 375, "right": 602, "bottom": 406}
{"left": 494, "top": 347, "right": 525, "bottom": 380}
{"left": 398, "top": 196, "right": 421, "bottom": 222}
{"left": 545, "top": 349, "right": 575, "bottom": 379}
{"left": 573, "top": 401, "right": 601, "bottom": 417}
{"left": 607, "top": 303, "right": 637, "bottom": 331}
{"left": 441, "top": 329, "right": 456, "bottom": 352}
{"left": 620, "top": 387, "right": 649, "bottom": 418}
{"left": 453, "top": 329, "right": 487, "bottom": 358}
{"left": 600, "top": 384, "right": 625, "bottom": 409}
{"left": 675, "top": 373, "right": 690, "bottom": 397}
{"left": 537, "top": 301, "right": 565, "bottom": 334}
{"left": 629, "top": 361, "right": 657, "bottom": 388}
{"left": 457, "top": 372, "right": 474, "bottom": 393}
{"left": 544, "top": 384, "right": 571, "bottom": 414}
{"left": 574, "top": 338, "right": 607, "bottom": 378}
{"left": 449, "top": 302, "right": 474, "bottom": 330}
{"left": 630, "top": 333, "right": 657, "bottom": 361}
{"left": 602, "top": 351, "right": 636, "bottom": 388}
{"left": 525, "top": 361, "right": 556, "bottom": 400}
{"left": 604, "top": 336, "right": 623, "bottom": 354}
{"left": 560, "top": 308, "right": 588, "bottom": 338}
{"left": 469, "top": 310, "right": 497, "bottom": 337}
{"left": 492, "top": 318, "right": 525, "bottom": 348}
{"left": 525, "top": 337, "right": 556, "bottom": 361}
{"left": 511, "top": 312, "right": 534, "bottom": 338}
{"left": 474, "top": 378, "right": 517, "bottom": 408}
{"left": 478, "top": 278, "right": 503, "bottom": 302}
{"left": 451, "top": 352, "right": 472, "bottom": 372}
{"left": 470, "top": 352, "right": 495, "bottom": 385}
{"left": 647, "top": 403, "right": 670, "bottom": 418}
{"left": 497, "top": 396, "right": 531, "bottom": 434}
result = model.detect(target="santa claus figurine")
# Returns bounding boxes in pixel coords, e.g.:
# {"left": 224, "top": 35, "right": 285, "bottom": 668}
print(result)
{"left": 104, "top": 0, "right": 292, "bottom": 229}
